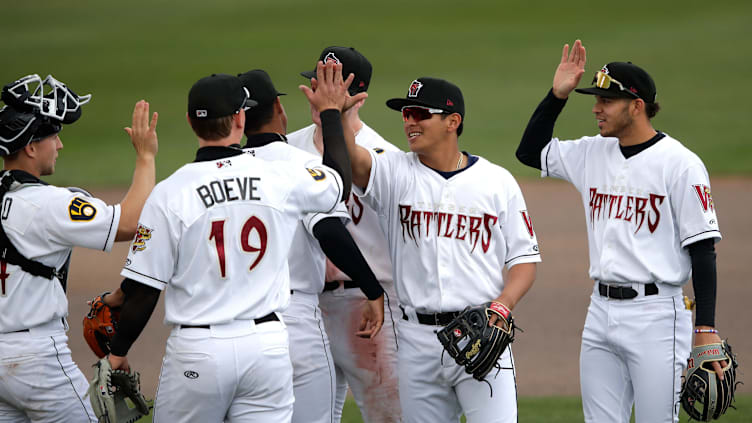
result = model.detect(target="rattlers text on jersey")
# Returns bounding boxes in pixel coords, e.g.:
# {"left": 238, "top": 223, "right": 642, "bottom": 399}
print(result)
{"left": 540, "top": 132, "right": 721, "bottom": 284}
{"left": 120, "top": 150, "right": 343, "bottom": 325}
{"left": 0, "top": 179, "right": 120, "bottom": 332}
{"left": 356, "top": 150, "right": 541, "bottom": 313}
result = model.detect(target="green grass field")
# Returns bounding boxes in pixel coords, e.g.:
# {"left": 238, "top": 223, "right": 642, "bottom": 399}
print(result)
{"left": 133, "top": 394, "right": 752, "bottom": 422}
{"left": 3, "top": 0, "right": 751, "bottom": 187}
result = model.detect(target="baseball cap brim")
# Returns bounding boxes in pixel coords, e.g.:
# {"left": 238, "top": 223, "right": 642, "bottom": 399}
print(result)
{"left": 300, "top": 70, "right": 316, "bottom": 80}
{"left": 574, "top": 87, "right": 637, "bottom": 99}
{"left": 385, "top": 98, "right": 450, "bottom": 113}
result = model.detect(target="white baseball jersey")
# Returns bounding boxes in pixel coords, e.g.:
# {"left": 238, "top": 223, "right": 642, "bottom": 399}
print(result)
{"left": 288, "top": 122, "right": 397, "bottom": 285}
{"left": 120, "top": 149, "right": 343, "bottom": 325}
{"left": 0, "top": 180, "right": 120, "bottom": 332}
{"left": 243, "top": 140, "right": 349, "bottom": 294}
{"left": 541, "top": 132, "right": 721, "bottom": 285}
{"left": 356, "top": 150, "right": 541, "bottom": 313}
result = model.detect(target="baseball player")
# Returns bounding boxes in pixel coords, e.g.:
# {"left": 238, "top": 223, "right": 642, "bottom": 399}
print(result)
{"left": 288, "top": 46, "right": 402, "bottom": 422}
{"left": 104, "top": 66, "right": 355, "bottom": 422}
{"left": 0, "top": 74, "right": 158, "bottom": 422}
{"left": 515, "top": 40, "right": 724, "bottom": 422}
{"left": 342, "top": 75, "right": 540, "bottom": 422}
{"left": 237, "top": 68, "right": 386, "bottom": 423}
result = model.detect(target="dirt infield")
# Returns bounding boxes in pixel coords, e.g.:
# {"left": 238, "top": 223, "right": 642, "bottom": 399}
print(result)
{"left": 66, "top": 178, "right": 751, "bottom": 397}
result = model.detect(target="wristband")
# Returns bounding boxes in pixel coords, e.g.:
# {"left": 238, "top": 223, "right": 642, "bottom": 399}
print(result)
{"left": 694, "top": 329, "right": 718, "bottom": 334}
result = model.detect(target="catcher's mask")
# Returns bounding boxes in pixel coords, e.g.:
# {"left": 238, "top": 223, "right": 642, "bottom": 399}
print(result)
{"left": 0, "top": 74, "right": 90, "bottom": 156}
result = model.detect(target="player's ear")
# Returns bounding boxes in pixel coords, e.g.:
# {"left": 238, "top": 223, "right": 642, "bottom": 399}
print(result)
{"left": 631, "top": 98, "right": 645, "bottom": 117}
{"left": 445, "top": 113, "right": 462, "bottom": 134}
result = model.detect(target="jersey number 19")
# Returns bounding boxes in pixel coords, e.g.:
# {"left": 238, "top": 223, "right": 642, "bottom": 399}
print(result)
{"left": 209, "top": 216, "right": 268, "bottom": 278}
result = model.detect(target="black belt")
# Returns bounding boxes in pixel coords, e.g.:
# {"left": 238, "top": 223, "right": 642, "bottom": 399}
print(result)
{"left": 598, "top": 282, "right": 658, "bottom": 299}
{"left": 180, "top": 312, "right": 278, "bottom": 329}
{"left": 323, "top": 280, "right": 360, "bottom": 292}
{"left": 402, "top": 310, "right": 462, "bottom": 326}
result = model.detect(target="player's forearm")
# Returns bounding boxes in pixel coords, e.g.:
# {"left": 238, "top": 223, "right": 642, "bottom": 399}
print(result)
{"left": 688, "top": 238, "right": 717, "bottom": 327}
{"left": 516, "top": 89, "right": 568, "bottom": 170}
{"left": 115, "top": 155, "right": 156, "bottom": 241}
{"left": 341, "top": 119, "right": 372, "bottom": 190}
{"left": 313, "top": 217, "right": 384, "bottom": 300}
{"left": 320, "top": 109, "right": 352, "bottom": 200}
{"left": 109, "top": 278, "right": 160, "bottom": 357}
{"left": 495, "top": 262, "right": 537, "bottom": 310}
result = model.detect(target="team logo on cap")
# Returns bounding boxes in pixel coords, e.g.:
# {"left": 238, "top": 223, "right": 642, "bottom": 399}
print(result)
{"left": 324, "top": 52, "right": 340, "bottom": 64}
{"left": 69, "top": 197, "right": 97, "bottom": 221}
{"left": 131, "top": 224, "right": 153, "bottom": 253}
{"left": 196, "top": 110, "right": 207, "bottom": 118}
{"left": 408, "top": 80, "right": 423, "bottom": 98}
{"left": 600, "top": 65, "right": 610, "bottom": 74}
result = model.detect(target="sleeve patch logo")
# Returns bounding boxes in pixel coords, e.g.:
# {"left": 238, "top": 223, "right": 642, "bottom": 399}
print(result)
{"left": 69, "top": 197, "right": 97, "bottom": 221}
{"left": 307, "top": 168, "right": 326, "bottom": 181}
{"left": 520, "top": 210, "right": 535, "bottom": 238}
{"left": 131, "top": 224, "right": 153, "bottom": 253}
{"left": 216, "top": 159, "right": 232, "bottom": 169}
{"left": 693, "top": 185, "right": 714, "bottom": 212}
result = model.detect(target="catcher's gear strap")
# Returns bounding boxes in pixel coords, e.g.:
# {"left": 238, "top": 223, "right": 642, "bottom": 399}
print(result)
{"left": 0, "top": 170, "right": 69, "bottom": 285}
{"left": 109, "top": 278, "right": 161, "bottom": 357}
{"left": 313, "top": 217, "right": 384, "bottom": 300}
{"left": 687, "top": 238, "right": 718, "bottom": 327}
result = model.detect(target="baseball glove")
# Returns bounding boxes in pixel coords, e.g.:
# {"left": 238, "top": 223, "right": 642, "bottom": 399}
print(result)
{"left": 437, "top": 301, "right": 516, "bottom": 381}
{"left": 83, "top": 293, "right": 120, "bottom": 358}
{"left": 88, "top": 357, "right": 150, "bottom": 423}
{"left": 680, "top": 340, "right": 740, "bottom": 421}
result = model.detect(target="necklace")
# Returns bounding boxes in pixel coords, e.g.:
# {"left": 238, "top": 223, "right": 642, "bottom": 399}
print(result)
{"left": 456, "top": 153, "right": 464, "bottom": 170}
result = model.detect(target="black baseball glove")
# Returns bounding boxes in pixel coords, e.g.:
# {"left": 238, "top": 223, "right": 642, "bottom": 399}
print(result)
{"left": 437, "top": 301, "right": 516, "bottom": 381}
{"left": 681, "top": 340, "right": 740, "bottom": 421}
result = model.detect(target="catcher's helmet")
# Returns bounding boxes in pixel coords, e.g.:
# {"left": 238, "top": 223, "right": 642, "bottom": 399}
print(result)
{"left": 0, "top": 74, "right": 90, "bottom": 156}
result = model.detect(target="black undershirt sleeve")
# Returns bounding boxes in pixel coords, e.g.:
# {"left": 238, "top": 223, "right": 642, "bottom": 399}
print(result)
{"left": 687, "top": 238, "right": 717, "bottom": 327}
{"left": 516, "top": 89, "right": 569, "bottom": 170}
{"left": 320, "top": 109, "right": 352, "bottom": 201}
{"left": 109, "top": 278, "right": 161, "bottom": 357}
{"left": 312, "top": 217, "right": 384, "bottom": 300}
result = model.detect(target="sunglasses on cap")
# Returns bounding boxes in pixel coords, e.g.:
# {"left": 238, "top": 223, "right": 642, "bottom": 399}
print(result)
{"left": 401, "top": 106, "right": 447, "bottom": 122}
{"left": 593, "top": 71, "right": 639, "bottom": 98}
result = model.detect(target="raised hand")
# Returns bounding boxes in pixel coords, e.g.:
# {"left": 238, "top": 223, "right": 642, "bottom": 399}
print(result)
{"left": 125, "top": 100, "right": 158, "bottom": 159}
{"left": 299, "top": 61, "right": 367, "bottom": 112}
{"left": 552, "top": 39, "right": 587, "bottom": 99}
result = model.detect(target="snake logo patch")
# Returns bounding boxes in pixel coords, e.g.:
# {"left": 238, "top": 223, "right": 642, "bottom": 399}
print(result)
{"left": 184, "top": 371, "right": 199, "bottom": 379}
{"left": 693, "top": 184, "right": 714, "bottom": 213}
{"left": 307, "top": 168, "right": 326, "bottom": 181}
{"left": 69, "top": 197, "right": 97, "bottom": 221}
{"left": 131, "top": 224, "right": 153, "bottom": 253}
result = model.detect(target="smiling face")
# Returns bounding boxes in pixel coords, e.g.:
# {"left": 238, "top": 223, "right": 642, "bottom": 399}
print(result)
{"left": 403, "top": 112, "right": 450, "bottom": 155}
{"left": 592, "top": 96, "right": 634, "bottom": 138}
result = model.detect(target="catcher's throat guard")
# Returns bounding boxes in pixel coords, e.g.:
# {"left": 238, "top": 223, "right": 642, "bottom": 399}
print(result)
{"left": 437, "top": 302, "right": 516, "bottom": 381}
{"left": 680, "top": 340, "right": 740, "bottom": 421}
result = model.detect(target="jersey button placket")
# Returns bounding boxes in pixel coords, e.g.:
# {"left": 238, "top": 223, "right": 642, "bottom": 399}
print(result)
{"left": 437, "top": 184, "right": 453, "bottom": 311}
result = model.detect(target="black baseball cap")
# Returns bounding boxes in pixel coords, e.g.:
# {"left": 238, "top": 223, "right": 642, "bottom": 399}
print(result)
{"left": 188, "top": 73, "right": 257, "bottom": 119}
{"left": 301, "top": 46, "right": 372, "bottom": 96}
{"left": 386, "top": 77, "right": 465, "bottom": 118}
{"left": 237, "top": 69, "right": 286, "bottom": 106}
{"left": 575, "top": 62, "right": 657, "bottom": 103}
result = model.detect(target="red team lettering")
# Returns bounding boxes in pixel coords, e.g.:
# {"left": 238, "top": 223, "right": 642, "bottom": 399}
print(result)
{"left": 588, "top": 188, "right": 665, "bottom": 234}
{"left": 398, "top": 204, "right": 498, "bottom": 253}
